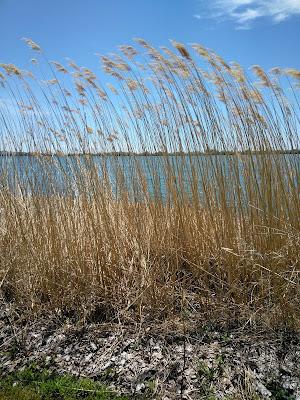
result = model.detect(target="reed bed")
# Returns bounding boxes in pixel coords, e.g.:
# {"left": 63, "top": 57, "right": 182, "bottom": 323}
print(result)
{"left": 0, "top": 39, "right": 299, "bottom": 329}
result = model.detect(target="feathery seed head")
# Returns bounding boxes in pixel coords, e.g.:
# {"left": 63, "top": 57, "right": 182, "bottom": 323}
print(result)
{"left": 22, "top": 37, "right": 41, "bottom": 51}
{"left": 285, "top": 68, "right": 300, "bottom": 80}
{"left": 83, "top": 68, "right": 97, "bottom": 81}
{"left": 230, "top": 62, "right": 246, "bottom": 83}
{"left": 191, "top": 43, "right": 209, "bottom": 58}
{"left": 96, "top": 88, "right": 107, "bottom": 100}
{"left": 269, "top": 67, "right": 282, "bottom": 76}
{"left": 242, "top": 88, "right": 263, "bottom": 104}
{"left": 118, "top": 45, "right": 138, "bottom": 60}
{"left": 251, "top": 65, "right": 272, "bottom": 87}
{"left": 0, "top": 63, "right": 22, "bottom": 77}
{"left": 51, "top": 61, "right": 68, "bottom": 74}
{"left": 67, "top": 60, "right": 81, "bottom": 71}
{"left": 134, "top": 38, "right": 151, "bottom": 48}
{"left": 126, "top": 79, "right": 139, "bottom": 91}
{"left": 75, "top": 81, "right": 86, "bottom": 96}
{"left": 107, "top": 132, "right": 118, "bottom": 142}
{"left": 171, "top": 41, "right": 192, "bottom": 60}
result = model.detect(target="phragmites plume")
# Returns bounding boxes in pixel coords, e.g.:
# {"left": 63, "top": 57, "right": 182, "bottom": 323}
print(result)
{"left": 269, "top": 67, "right": 282, "bottom": 76}
{"left": 100, "top": 56, "right": 125, "bottom": 80}
{"left": 126, "top": 79, "right": 139, "bottom": 91}
{"left": 134, "top": 38, "right": 151, "bottom": 49}
{"left": 51, "top": 61, "right": 68, "bottom": 74}
{"left": 106, "top": 131, "right": 118, "bottom": 142}
{"left": 146, "top": 47, "right": 164, "bottom": 62}
{"left": 75, "top": 81, "right": 86, "bottom": 96}
{"left": 285, "top": 68, "right": 300, "bottom": 80}
{"left": 230, "top": 62, "right": 246, "bottom": 83}
{"left": 108, "top": 55, "right": 131, "bottom": 72}
{"left": 0, "top": 63, "right": 22, "bottom": 77}
{"left": 171, "top": 41, "right": 192, "bottom": 60}
{"left": 67, "top": 59, "right": 81, "bottom": 71}
{"left": 108, "top": 69, "right": 124, "bottom": 80}
{"left": 116, "top": 62, "right": 131, "bottom": 72}
{"left": 214, "top": 53, "right": 230, "bottom": 71}
{"left": 101, "top": 56, "right": 118, "bottom": 70}
{"left": 241, "top": 88, "right": 263, "bottom": 104}
{"left": 251, "top": 111, "right": 267, "bottom": 126}
{"left": 118, "top": 45, "right": 138, "bottom": 60}
{"left": 191, "top": 43, "right": 209, "bottom": 59}
{"left": 22, "top": 37, "right": 41, "bottom": 52}
{"left": 83, "top": 68, "right": 98, "bottom": 87}
{"left": 172, "top": 60, "right": 190, "bottom": 78}
{"left": 83, "top": 68, "right": 97, "bottom": 81}
{"left": 251, "top": 65, "right": 272, "bottom": 87}
{"left": 210, "top": 72, "right": 224, "bottom": 87}
{"left": 96, "top": 88, "right": 107, "bottom": 100}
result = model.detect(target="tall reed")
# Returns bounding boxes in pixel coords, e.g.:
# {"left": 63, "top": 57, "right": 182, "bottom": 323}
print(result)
{"left": 0, "top": 39, "right": 299, "bottom": 329}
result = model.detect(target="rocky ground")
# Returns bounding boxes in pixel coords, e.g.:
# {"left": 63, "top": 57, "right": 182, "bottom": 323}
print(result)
{"left": 0, "top": 304, "right": 299, "bottom": 399}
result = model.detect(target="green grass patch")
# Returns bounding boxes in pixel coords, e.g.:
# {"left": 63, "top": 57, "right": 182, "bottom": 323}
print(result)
{"left": 0, "top": 365, "right": 129, "bottom": 400}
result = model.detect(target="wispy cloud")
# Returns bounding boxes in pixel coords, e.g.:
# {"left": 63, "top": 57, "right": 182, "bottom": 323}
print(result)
{"left": 194, "top": 0, "right": 300, "bottom": 29}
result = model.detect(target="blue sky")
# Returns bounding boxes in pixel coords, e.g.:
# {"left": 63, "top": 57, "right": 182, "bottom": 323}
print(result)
{"left": 1, "top": 0, "right": 300, "bottom": 73}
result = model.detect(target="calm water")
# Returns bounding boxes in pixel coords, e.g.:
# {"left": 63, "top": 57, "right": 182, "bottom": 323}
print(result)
{"left": 0, "top": 154, "right": 299, "bottom": 203}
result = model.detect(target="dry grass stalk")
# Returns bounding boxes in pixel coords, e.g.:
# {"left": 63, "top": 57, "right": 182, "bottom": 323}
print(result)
{"left": 0, "top": 39, "right": 299, "bottom": 330}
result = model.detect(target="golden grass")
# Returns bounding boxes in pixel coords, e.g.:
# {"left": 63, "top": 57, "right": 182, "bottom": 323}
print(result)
{"left": 0, "top": 39, "right": 299, "bottom": 329}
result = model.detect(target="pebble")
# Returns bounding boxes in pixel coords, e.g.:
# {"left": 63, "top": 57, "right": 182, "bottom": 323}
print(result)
{"left": 90, "top": 342, "right": 97, "bottom": 351}
{"left": 135, "top": 382, "right": 145, "bottom": 392}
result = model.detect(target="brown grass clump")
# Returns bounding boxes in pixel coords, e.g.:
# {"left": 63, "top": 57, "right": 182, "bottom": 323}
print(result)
{"left": 0, "top": 39, "right": 299, "bottom": 330}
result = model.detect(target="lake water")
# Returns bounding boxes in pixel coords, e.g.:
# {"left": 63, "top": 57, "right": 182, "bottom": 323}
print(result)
{"left": 0, "top": 154, "right": 299, "bottom": 204}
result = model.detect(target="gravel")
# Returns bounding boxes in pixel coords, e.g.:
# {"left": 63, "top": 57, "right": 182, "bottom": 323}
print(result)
{"left": 0, "top": 304, "right": 299, "bottom": 399}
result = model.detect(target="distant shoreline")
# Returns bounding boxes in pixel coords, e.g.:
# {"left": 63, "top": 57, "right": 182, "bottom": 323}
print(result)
{"left": 0, "top": 150, "right": 300, "bottom": 157}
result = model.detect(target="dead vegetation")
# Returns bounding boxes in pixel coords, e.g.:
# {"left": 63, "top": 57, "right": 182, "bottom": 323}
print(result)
{"left": 0, "top": 39, "right": 299, "bottom": 330}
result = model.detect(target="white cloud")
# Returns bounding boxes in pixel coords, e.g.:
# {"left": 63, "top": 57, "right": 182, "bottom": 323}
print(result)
{"left": 195, "top": 0, "right": 300, "bottom": 29}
